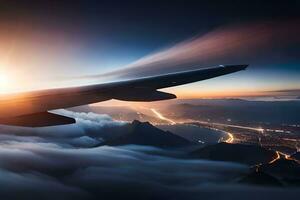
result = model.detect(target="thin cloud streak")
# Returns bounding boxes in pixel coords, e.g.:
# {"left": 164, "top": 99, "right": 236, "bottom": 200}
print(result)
{"left": 75, "top": 20, "right": 300, "bottom": 81}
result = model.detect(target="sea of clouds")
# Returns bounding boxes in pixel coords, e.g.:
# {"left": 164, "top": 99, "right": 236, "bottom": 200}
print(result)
{"left": 0, "top": 110, "right": 299, "bottom": 200}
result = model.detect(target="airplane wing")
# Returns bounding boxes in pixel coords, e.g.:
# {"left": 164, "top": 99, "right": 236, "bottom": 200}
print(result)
{"left": 0, "top": 64, "right": 247, "bottom": 127}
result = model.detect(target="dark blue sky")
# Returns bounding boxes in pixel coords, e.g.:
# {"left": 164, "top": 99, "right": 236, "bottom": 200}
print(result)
{"left": 0, "top": 0, "right": 299, "bottom": 97}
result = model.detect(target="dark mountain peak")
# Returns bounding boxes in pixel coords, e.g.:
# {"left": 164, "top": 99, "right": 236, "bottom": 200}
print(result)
{"left": 190, "top": 142, "right": 277, "bottom": 165}
{"left": 132, "top": 119, "right": 141, "bottom": 125}
{"left": 131, "top": 120, "right": 152, "bottom": 128}
{"left": 239, "top": 170, "right": 283, "bottom": 186}
{"left": 269, "top": 158, "right": 299, "bottom": 167}
{"left": 258, "top": 158, "right": 300, "bottom": 184}
{"left": 105, "top": 120, "right": 191, "bottom": 148}
{"left": 260, "top": 158, "right": 300, "bottom": 172}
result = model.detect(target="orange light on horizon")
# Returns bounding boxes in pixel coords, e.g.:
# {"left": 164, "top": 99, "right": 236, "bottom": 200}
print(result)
{"left": 0, "top": 69, "right": 12, "bottom": 94}
{"left": 150, "top": 108, "right": 176, "bottom": 125}
{"left": 164, "top": 89, "right": 269, "bottom": 99}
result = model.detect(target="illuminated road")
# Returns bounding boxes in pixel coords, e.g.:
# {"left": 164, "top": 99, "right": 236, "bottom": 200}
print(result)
{"left": 188, "top": 120, "right": 294, "bottom": 134}
{"left": 224, "top": 132, "right": 234, "bottom": 143}
{"left": 148, "top": 108, "right": 291, "bottom": 135}
{"left": 190, "top": 120, "right": 265, "bottom": 134}
{"left": 148, "top": 108, "right": 300, "bottom": 156}
{"left": 268, "top": 150, "right": 300, "bottom": 164}
{"left": 150, "top": 108, "right": 176, "bottom": 125}
{"left": 269, "top": 151, "right": 281, "bottom": 164}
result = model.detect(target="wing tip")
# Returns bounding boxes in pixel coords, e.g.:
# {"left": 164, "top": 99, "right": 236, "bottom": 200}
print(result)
{"left": 220, "top": 64, "right": 248, "bottom": 73}
{"left": 238, "top": 64, "right": 249, "bottom": 70}
{"left": 225, "top": 64, "right": 249, "bottom": 70}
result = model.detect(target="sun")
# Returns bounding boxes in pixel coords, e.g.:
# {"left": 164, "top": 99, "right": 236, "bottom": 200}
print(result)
{"left": 0, "top": 72, "right": 10, "bottom": 93}
{"left": 0, "top": 73, "right": 8, "bottom": 84}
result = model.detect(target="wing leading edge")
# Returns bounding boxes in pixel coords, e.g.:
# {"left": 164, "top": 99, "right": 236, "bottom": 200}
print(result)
{"left": 0, "top": 64, "right": 248, "bottom": 127}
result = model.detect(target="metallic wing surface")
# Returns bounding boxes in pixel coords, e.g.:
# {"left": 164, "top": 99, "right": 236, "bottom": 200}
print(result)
{"left": 0, "top": 64, "right": 247, "bottom": 127}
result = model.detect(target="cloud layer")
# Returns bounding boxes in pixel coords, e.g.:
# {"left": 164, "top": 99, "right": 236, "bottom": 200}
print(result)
{"left": 0, "top": 110, "right": 299, "bottom": 200}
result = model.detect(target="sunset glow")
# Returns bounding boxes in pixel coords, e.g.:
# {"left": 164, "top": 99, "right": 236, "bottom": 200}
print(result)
{"left": 0, "top": 69, "right": 11, "bottom": 93}
{"left": 0, "top": 1, "right": 299, "bottom": 199}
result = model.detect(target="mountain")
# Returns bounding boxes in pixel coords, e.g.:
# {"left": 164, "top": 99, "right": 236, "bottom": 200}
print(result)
{"left": 238, "top": 170, "right": 283, "bottom": 186}
{"left": 104, "top": 120, "right": 191, "bottom": 148}
{"left": 190, "top": 143, "right": 277, "bottom": 165}
{"left": 258, "top": 158, "right": 300, "bottom": 185}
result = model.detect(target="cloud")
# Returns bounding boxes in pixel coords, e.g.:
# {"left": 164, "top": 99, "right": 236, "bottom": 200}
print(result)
{"left": 0, "top": 110, "right": 126, "bottom": 147}
{"left": 0, "top": 110, "right": 299, "bottom": 199}
{"left": 74, "top": 20, "right": 299, "bottom": 81}
{"left": 0, "top": 168, "right": 88, "bottom": 200}
{"left": 0, "top": 140, "right": 246, "bottom": 200}
{"left": 0, "top": 141, "right": 299, "bottom": 200}
{"left": 268, "top": 89, "right": 300, "bottom": 96}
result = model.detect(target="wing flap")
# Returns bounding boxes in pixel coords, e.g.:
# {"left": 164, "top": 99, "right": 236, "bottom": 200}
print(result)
{"left": 113, "top": 89, "right": 176, "bottom": 101}
{"left": 0, "top": 112, "right": 75, "bottom": 127}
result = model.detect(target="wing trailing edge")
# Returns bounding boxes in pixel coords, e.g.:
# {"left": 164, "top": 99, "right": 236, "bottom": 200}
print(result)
{"left": 0, "top": 64, "right": 248, "bottom": 127}
{"left": 113, "top": 89, "right": 176, "bottom": 101}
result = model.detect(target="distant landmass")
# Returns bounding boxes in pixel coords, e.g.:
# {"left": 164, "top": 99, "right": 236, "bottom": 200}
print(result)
{"left": 104, "top": 120, "right": 191, "bottom": 148}
{"left": 190, "top": 143, "right": 277, "bottom": 165}
{"left": 162, "top": 99, "right": 300, "bottom": 124}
